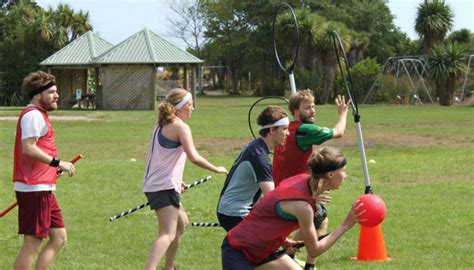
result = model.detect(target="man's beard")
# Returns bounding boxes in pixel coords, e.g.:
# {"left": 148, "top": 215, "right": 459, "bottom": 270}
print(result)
{"left": 300, "top": 114, "right": 314, "bottom": 124}
{"left": 39, "top": 98, "right": 57, "bottom": 111}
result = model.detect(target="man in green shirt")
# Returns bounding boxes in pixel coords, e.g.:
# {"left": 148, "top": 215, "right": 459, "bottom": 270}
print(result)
{"left": 272, "top": 89, "right": 349, "bottom": 269}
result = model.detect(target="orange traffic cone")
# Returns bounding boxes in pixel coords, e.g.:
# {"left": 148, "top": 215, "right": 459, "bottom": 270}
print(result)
{"left": 351, "top": 224, "right": 391, "bottom": 262}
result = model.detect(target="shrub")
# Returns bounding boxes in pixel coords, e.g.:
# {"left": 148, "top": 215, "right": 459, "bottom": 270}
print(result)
{"left": 334, "top": 58, "right": 381, "bottom": 103}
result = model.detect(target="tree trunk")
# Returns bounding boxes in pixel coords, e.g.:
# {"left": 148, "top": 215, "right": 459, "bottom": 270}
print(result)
{"left": 216, "top": 68, "right": 225, "bottom": 89}
{"left": 296, "top": 49, "right": 307, "bottom": 90}
{"left": 229, "top": 65, "right": 239, "bottom": 95}
{"left": 210, "top": 69, "right": 217, "bottom": 89}
{"left": 321, "top": 64, "right": 336, "bottom": 104}
{"left": 436, "top": 79, "right": 453, "bottom": 106}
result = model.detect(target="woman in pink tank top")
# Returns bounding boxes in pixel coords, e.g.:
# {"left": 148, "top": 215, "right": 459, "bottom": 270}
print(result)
{"left": 143, "top": 88, "right": 227, "bottom": 270}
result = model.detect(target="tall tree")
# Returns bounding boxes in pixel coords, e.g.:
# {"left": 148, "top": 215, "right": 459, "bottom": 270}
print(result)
{"left": 415, "top": 0, "right": 454, "bottom": 53}
{"left": 448, "top": 28, "right": 471, "bottom": 44}
{"left": 50, "top": 4, "right": 92, "bottom": 46}
{"left": 0, "top": 0, "right": 92, "bottom": 105}
{"left": 312, "top": 19, "right": 351, "bottom": 104}
{"left": 168, "top": 0, "right": 207, "bottom": 56}
{"left": 428, "top": 43, "right": 466, "bottom": 106}
{"left": 203, "top": 0, "right": 271, "bottom": 95}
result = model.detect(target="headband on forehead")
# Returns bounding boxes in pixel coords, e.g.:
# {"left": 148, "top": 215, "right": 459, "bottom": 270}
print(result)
{"left": 175, "top": 92, "right": 192, "bottom": 110}
{"left": 29, "top": 81, "right": 56, "bottom": 99}
{"left": 312, "top": 158, "right": 347, "bottom": 175}
{"left": 260, "top": 117, "right": 289, "bottom": 130}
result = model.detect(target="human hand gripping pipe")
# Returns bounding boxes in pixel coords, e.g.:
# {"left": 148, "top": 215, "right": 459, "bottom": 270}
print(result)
{"left": 0, "top": 154, "right": 83, "bottom": 218}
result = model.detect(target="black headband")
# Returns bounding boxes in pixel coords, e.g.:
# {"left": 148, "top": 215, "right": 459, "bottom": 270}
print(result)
{"left": 312, "top": 158, "right": 347, "bottom": 175}
{"left": 29, "top": 81, "right": 56, "bottom": 99}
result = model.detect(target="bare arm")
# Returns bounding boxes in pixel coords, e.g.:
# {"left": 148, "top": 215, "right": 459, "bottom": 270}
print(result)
{"left": 22, "top": 137, "right": 75, "bottom": 176}
{"left": 332, "top": 95, "right": 349, "bottom": 138}
{"left": 178, "top": 123, "right": 227, "bottom": 174}
{"left": 280, "top": 199, "right": 363, "bottom": 258}
{"left": 259, "top": 181, "right": 274, "bottom": 195}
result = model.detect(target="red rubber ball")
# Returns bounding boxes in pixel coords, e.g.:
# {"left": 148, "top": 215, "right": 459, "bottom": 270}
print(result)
{"left": 356, "top": 194, "right": 386, "bottom": 227}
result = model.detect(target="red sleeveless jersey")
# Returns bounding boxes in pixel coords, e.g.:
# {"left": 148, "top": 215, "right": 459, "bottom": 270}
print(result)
{"left": 227, "top": 174, "right": 316, "bottom": 264}
{"left": 13, "top": 106, "right": 58, "bottom": 185}
{"left": 273, "top": 121, "right": 313, "bottom": 187}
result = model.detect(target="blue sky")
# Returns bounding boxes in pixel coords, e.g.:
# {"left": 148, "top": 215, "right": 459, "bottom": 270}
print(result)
{"left": 36, "top": 0, "right": 474, "bottom": 48}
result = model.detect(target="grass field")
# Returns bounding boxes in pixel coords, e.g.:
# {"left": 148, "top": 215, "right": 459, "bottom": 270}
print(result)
{"left": 1, "top": 96, "right": 473, "bottom": 269}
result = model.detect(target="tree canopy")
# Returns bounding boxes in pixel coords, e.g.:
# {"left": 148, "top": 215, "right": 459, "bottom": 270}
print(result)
{"left": 0, "top": 0, "right": 92, "bottom": 105}
{"left": 1, "top": 0, "right": 473, "bottom": 106}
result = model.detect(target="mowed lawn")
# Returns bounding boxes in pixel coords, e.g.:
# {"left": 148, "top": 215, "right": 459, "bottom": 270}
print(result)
{"left": 0, "top": 96, "right": 473, "bottom": 269}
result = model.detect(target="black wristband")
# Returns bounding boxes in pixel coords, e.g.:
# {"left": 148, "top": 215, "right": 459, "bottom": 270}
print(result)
{"left": 304, "top": 263, "right": 315, "bottom": 270}
{"left": 50, "top": 157, "right": 60, "bottom": 167}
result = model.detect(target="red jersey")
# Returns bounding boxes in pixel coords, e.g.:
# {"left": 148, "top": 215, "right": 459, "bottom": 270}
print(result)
{"left": 13, "top": 106, "right": 58, "bottom": 185}
{"left": 273, "top": 121, "right": 312, "bottom": 186}
{"left": 227, "top": 174, "right": 316, "bottom": 264}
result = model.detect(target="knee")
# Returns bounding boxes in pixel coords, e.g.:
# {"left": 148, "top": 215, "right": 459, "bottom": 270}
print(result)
{"left": 177, "top": 215, "right": 189, "bottom": 235}
{"left": 176, "top": 223, "right": 187, "bottom": 238}
{"left": 180, "top": 218, "right": 189, "bottom": 232}
{"left": 183, "top": 216, "right": 189, "bottom": 229}
{"left": 159, "top": 232, "right": 177, "bottom": 244}
{"left": 57, "top": 233, "right": 67, "bottom": 247}
{"left": 23, "top": 236, "right": 43, "bottom": 253}
{"left": 51, "top": 233, "right": 67, "bottom": 249}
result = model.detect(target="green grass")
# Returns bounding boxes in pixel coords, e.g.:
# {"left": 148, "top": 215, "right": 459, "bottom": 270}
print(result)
{"left": 1, "top": 97, "right": 473, "bottom": 269}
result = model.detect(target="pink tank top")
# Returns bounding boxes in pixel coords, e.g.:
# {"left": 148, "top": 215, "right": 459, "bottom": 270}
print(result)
{"left": 142, "top": 125, "right": 186, "bottom": 193}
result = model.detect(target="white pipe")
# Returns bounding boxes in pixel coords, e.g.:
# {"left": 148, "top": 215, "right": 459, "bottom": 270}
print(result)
{"left": 289, "top": 72, "right": 296, "bottom": 94}
{"left": 355, "top": 121, "right": 371, "bottom": 189}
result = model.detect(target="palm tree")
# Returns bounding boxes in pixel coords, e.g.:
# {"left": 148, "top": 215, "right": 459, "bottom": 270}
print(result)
{"left": 312, "top": 19, "right": 351, "bottom": 104}
{"left": 415, "top": 0, "right": 453, "bottom": 53}
{"left": 277, "top": 10, "right": 353, "bottom": 104}
{"left": 274, "top": 8, "right": 316, "bottom": 91}
{"left": 448, "top": 28, "right": 471, "bottom": 44}
{"left": 428, "top": 43, "right": 466, "bottom": 106}
{"left": 50, "top": 3, "right": 91, "bottom": 45}
{"left": 71, "top": 10, "right": 92, "bottom": 41}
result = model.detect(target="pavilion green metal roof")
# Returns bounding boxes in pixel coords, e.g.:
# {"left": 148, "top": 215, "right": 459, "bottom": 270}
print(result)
{"left": 40, "top": 31, "right": 114, "bottom": 66}
{"left": 92, "top": 28, "right": 203, "bottom": 65}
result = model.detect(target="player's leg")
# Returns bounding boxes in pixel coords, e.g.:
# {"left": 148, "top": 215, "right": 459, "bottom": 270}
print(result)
{"left": 163, "top": 204, "right": 189, "bottom": 269}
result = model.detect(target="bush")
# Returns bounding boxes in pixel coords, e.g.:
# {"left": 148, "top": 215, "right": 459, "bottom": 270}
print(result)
{"left": 334, "top": 58, "right": 381, "bottom": 103}
{"left": 377, "top": 75, "right": 411, "bottom": 104}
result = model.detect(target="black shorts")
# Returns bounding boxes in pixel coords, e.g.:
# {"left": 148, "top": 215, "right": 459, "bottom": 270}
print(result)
{"left": 217, "top": 212, "right": 244, "bottom": 232}
{"left": 221, "top": 237, "right": 255, "bottom": 270}
{"left": 145, "top": 189, "right": 180, "bottom": 210}
{"left": 221, "top": 236, "right": 286, "bottom": 269}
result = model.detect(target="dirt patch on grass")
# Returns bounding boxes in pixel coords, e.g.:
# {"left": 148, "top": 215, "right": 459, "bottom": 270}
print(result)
{"left": 196, "top": 132, "right": 473, "bottom": 157}
{"left": 195, "top": 137, "right": 251, "bottom": 157}
{"left": 324, "top": 133, "right": 472, "bottom": 148}
{"left": 326, "top": 134, "right": 437, "bottom": 147}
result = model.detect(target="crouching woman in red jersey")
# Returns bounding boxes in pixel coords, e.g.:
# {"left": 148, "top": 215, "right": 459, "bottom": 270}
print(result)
{"left": 221, "top": 147, "right": 365, "bottom": 270}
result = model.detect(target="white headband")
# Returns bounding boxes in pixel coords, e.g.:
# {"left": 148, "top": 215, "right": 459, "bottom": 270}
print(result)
{"left": 260, "top": 117, "right": 289, "bottom": 130}
{"left": 175, "top": 93, "right": 192, "bottom": 110}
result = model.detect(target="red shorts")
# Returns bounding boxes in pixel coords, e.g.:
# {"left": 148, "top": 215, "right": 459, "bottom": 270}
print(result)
{"left": 16, "top": 191, "right": 65, "bottom": 238}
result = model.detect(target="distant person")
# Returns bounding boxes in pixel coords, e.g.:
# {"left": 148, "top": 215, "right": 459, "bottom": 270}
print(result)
{"left": 13, "top": 71, "right": 76, "bottom": 270}
{"left": 222, "top": 147, "right": 365, "bottom": 270}
{"left": 142, "top": 88, "right": 227, "bottom": 270}
{"left": 217, "top": 106, "right": 289, "bottom": 232}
